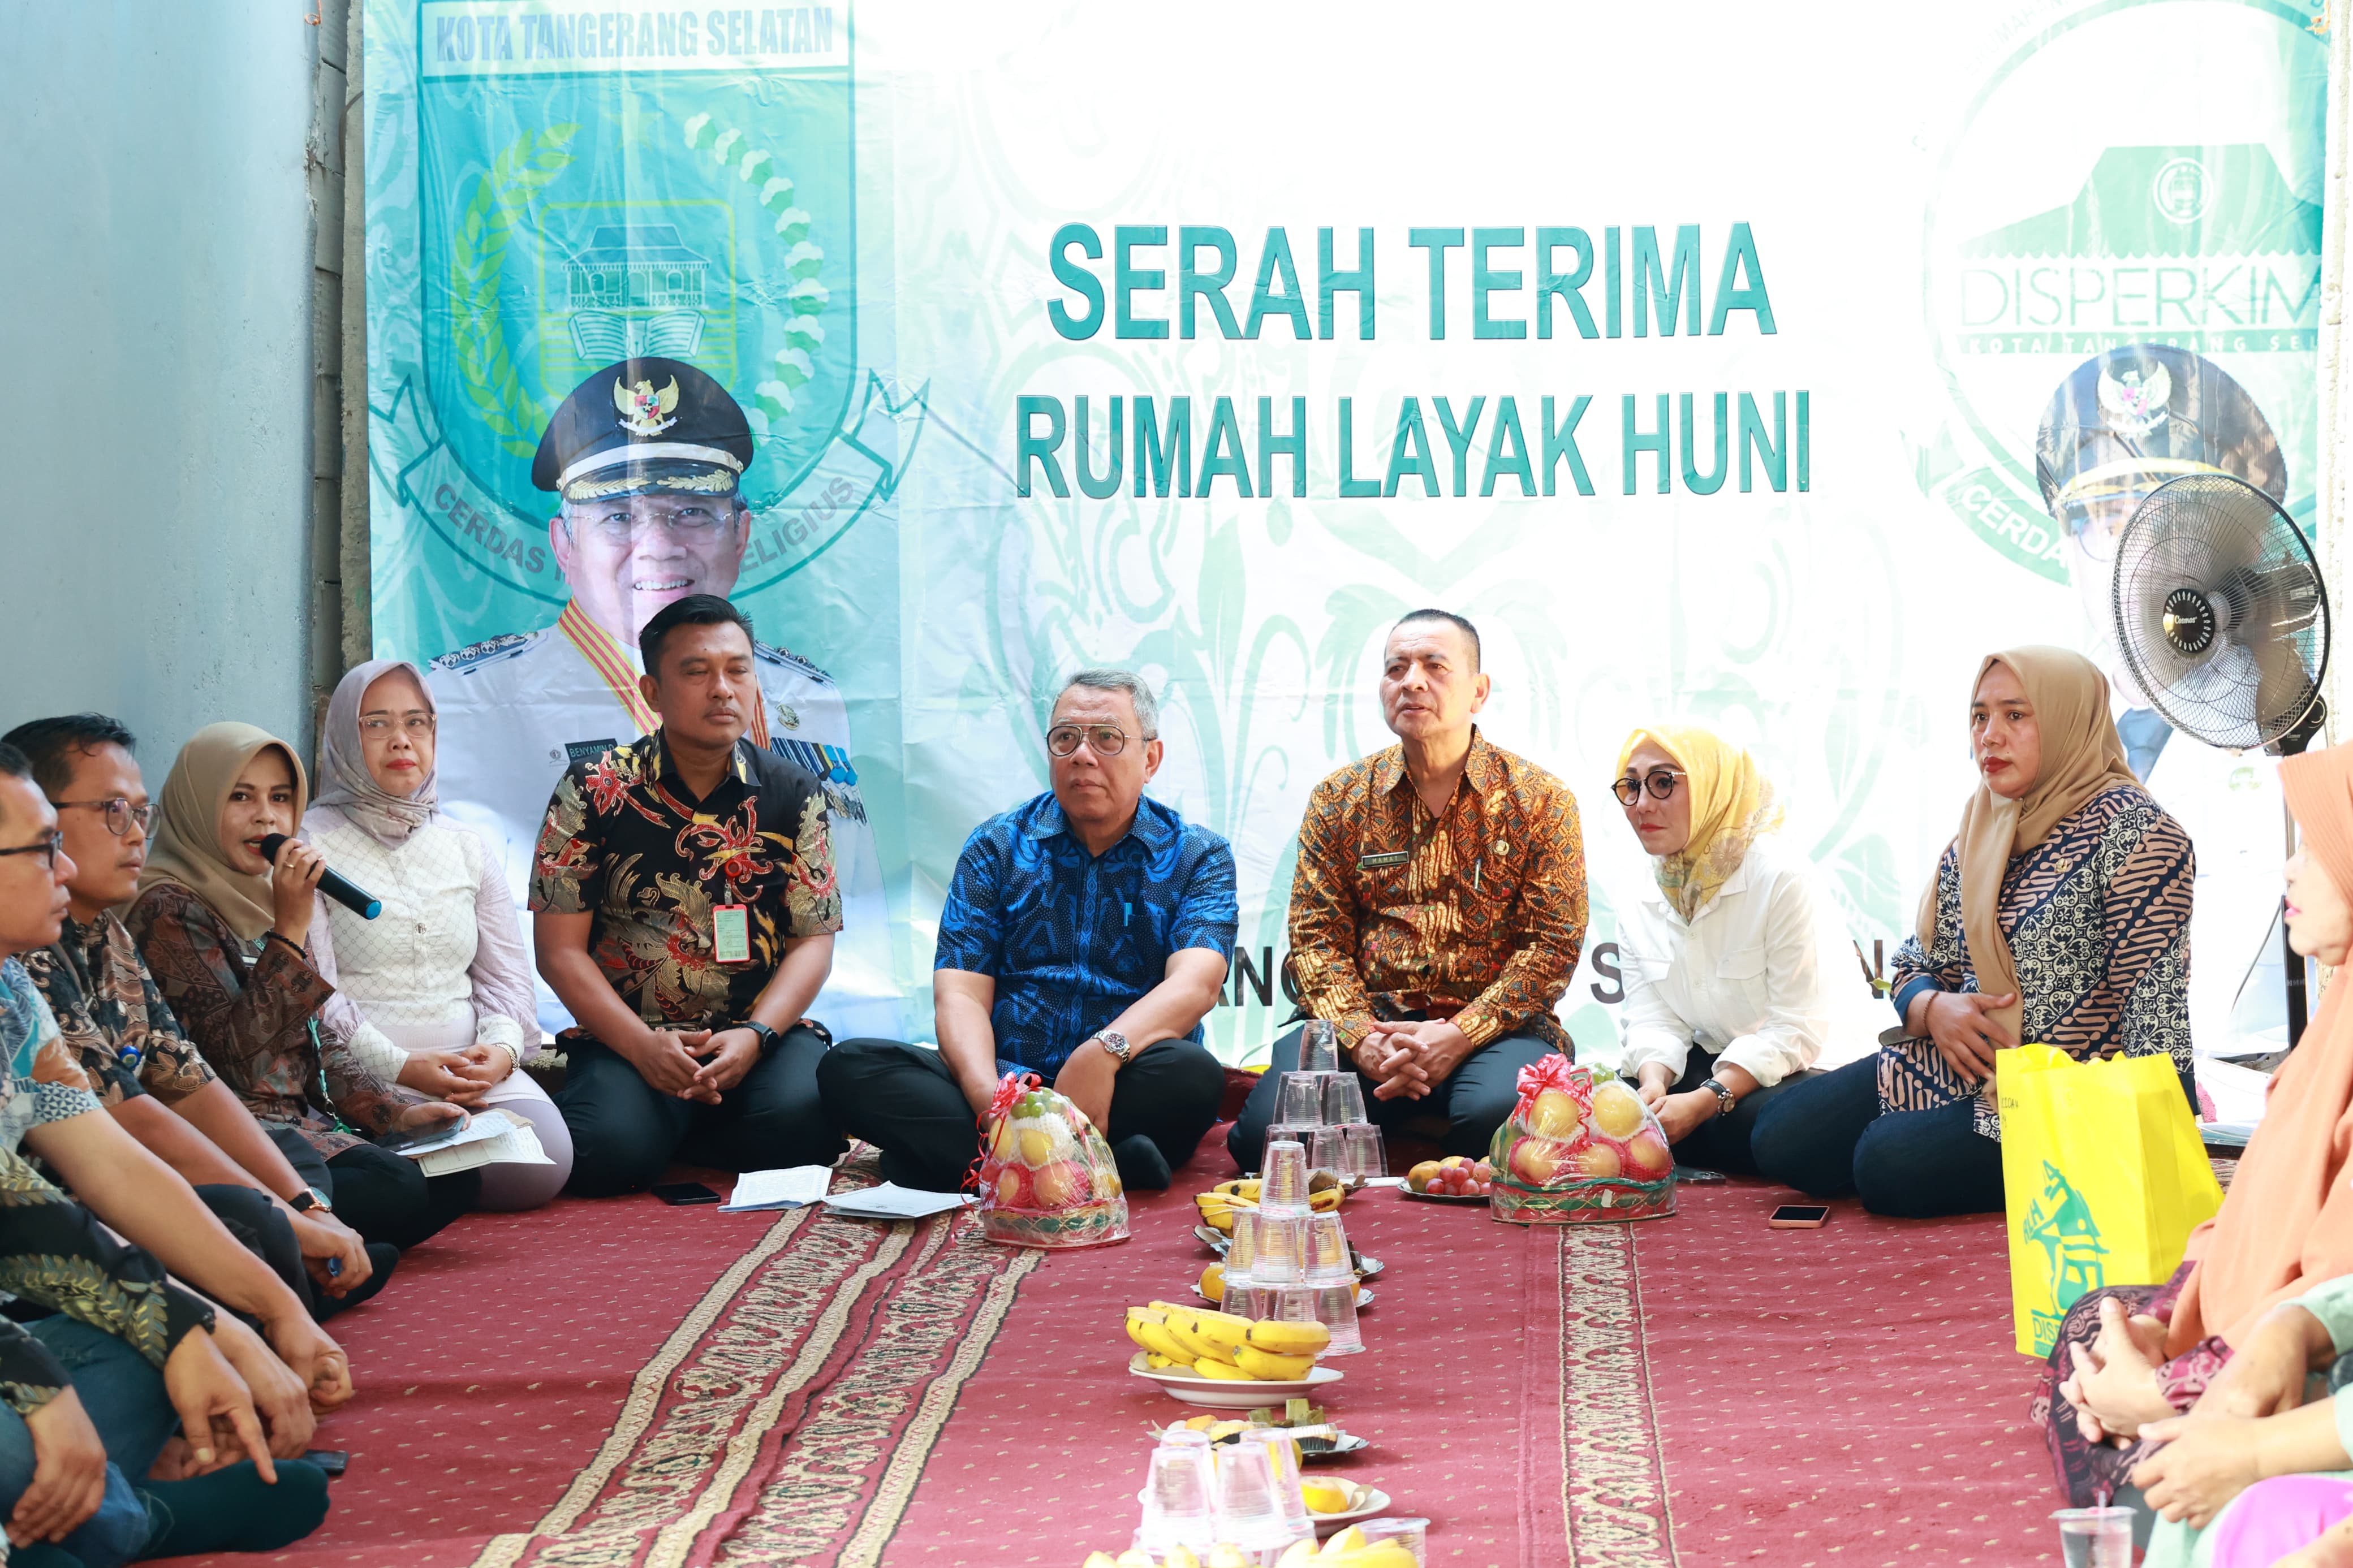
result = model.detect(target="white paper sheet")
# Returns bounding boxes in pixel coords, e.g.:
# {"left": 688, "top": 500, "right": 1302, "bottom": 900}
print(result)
{"left": 718, "top": 1166, "right": 836, "bottom": 1212}
{"left": 818, "top": 1183, "right": 975, "bottom": 1221}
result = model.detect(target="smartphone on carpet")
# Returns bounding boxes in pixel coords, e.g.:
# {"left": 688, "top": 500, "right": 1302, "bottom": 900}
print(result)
{"left": 304, "top": 1449, "right": 348, "bottom": 1478}
{"left": 652, "top": 1181, "right": 723, "bottom": 1206}
{"left": 1769, "top": 1204, "right": 1830, "bottom": 1229}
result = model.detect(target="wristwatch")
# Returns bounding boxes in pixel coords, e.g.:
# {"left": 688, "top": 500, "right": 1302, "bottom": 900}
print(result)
{"left": 735, "top": 1020, "right": 782, "bottom": 1056}
{"left": 1092, "top": 1030, "right": 1135, "bottom": 1064}
{"left": 1700, "top": 1078, "right": 1738, "bottom": 1119}
{"left": 288, "top": 1186, "right": 334, "bottom": 1215}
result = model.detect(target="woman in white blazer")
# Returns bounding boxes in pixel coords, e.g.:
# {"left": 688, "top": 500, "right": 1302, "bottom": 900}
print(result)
{"left": 1611, "top": 724, "right": 1851, "bottom": 1175}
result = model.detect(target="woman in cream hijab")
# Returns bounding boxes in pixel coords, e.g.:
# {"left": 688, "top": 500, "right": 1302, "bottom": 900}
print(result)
{"left": 126, "top": 723, "right": 479, "bottom": 1254}
{"left": 1752, "top": 647, "right": 2194, "bottom": 1217}
{"left": 1611, "top": 724, "right": 1849, "bottom": 1174}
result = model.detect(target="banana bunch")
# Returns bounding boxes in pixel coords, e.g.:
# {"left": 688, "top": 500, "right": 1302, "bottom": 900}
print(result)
{"left": 1195, "top": 1177, "right": 1342, "bottom": 1234}
{"left": 1083, "top": 1528, "right": 1414, "bottom": 1567}
{"left": 1126, "top": 1302, "right": 1333, "bottom": 1381}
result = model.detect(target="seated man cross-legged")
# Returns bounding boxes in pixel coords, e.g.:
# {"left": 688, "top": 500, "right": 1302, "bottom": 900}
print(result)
{"left": 532, "top": 594, "right": 846, "bottom": 1195}
{"left": 820, "top": 668, "right": 1235, "bottom": 1193}
{"left": 1230, "top": 608, "right": 1589, "bottom": 1168}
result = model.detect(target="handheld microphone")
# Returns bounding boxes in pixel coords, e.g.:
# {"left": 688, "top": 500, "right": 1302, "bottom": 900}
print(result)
{"left": 256, "top": 834, "right": 382, "bottom": 920}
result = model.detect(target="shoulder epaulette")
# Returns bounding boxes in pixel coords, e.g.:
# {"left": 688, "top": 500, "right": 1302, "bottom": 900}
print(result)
{"left": 756, "top": 639, "right": 835, "bottom": 685}
{"left": 428, "top": 631, "right": 533, "bottom": 672}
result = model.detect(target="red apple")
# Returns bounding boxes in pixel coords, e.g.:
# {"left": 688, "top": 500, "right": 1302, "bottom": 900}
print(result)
{"left": 1034, "top": 1161, "right": 1085, "bottom": 1207}
{"left": 1623, "top": 1131, "right": 1672, "bottom": 1180}
{"left": 1570, "top": 1142, "right": 1622, "bottom": 1180}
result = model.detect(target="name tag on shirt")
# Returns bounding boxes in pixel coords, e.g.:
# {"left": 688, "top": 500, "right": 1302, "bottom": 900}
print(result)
{"left": 1358, "top": 850, "right": 1411, "bottom": 871}
{"left": 567, "top": 738, "right": 618, "bottom": 764}
{"left": 713, "top": 905, "right": 752, "bottom": 965}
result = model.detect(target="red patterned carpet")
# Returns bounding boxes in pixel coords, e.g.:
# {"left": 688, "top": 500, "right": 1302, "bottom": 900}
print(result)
{"left": 164, "top": 1151, "right": 2061, "bottom": 1568}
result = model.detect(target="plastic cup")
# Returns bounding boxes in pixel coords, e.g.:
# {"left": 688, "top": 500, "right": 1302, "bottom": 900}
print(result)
{"left": 1259, "top": 1122, "right": 1317, "bottom": 1173}
{"left": 2051, "top": 1507, "right": 2134, "bottom": 1568}
{"left": 1240, "top": 1427, "right": 1316, "bottom": 1544}
{"left": 1342, "top": 1122, "right": 1387, "bottom": 1182}
{"left": 1303, "top": 1211, "right": 1354, "bottom": 1284}
{"left": 1322, "top": 1073, "right": 1369, "bottom": 1124}
{"left": 1261, "top": 1139, "right": 1312, "bottom": 1214}
{"left": 1248, "top": 1212, "right": 1308, "bottom": 1284}
{"left": 1361, "top": 1517, "right": 1430, "bottom": 1563}
{"left": 1208, "top": 1436, "right": 1292, "bottom": 1549}
{"left": 1298, "top": 1019, "right": 1341, "bottom": 1074}
{"left": 1305, "top": 1126, "right": 1349, "bottom": 1181}
{"left": 1136, "top": 1428, "right": 1218, "bottom": 1553}
{"left": 1308, "top": 1279, "right": 1364, "bottom": 1354}
{"left": 1277, "top": 1072, "right": 1329, "bottom": 1126}
{"left": 1223, "top": 1278, "right": 1276, "bottom": 1320}
{"left": 1225, "top": 1208, "right": 1264, "bottom": 1280}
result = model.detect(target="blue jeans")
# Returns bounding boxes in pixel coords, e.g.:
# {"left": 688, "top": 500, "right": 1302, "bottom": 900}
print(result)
{"left": 0, "top": 1317, "right": 180, "bottom": 1567}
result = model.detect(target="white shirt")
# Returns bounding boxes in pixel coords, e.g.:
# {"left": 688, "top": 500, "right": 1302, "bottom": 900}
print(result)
{"left": 425, "top": 624, "right": 903, "bottom": 1040}
{"left": 305, "top": 811, "right": 536, "bottom": 1082}
{"left": 1614, "top": 837, "right": 1858, "bottom": 1089}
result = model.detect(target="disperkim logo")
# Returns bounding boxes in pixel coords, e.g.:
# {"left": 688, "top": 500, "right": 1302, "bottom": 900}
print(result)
{"left": 1917, "top": 0, "right": 2324, "bottom": 585}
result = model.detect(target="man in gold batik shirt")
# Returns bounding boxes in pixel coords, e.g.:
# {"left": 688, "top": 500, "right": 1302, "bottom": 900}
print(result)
{"left": 1228, "top": 608, "right": 1587, "bottom": 1168}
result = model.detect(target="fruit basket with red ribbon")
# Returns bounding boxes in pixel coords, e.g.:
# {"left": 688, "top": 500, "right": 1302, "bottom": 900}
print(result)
{"left": 976, "top": 1072, "right": 1130, "bottom": 1248}
{"left": 1487, "top": 1054, "right": 1676, "bottom": 1224}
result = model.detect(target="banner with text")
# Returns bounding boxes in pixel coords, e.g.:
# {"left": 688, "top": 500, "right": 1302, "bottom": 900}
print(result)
{"left": 366, "top": 0, "right": 2330, "bottom": 1057}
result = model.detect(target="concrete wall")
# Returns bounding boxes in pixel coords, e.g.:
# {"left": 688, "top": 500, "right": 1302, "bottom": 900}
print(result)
{"left": 0, "top": 5, "right": 327, "bottom": 768}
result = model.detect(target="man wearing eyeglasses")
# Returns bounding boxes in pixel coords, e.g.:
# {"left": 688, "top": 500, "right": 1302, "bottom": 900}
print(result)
{"left": 817, "top": 669, "right": 1236, "bottom": 1193}
{"left": 1229, "top": 608, "right": 1587, "bottom": 1169}
{"left": 0, "top": 716, "right": 386, "bottom": 1320}
{"left": 425, "top": 356, "right": 898, "bottom": 1048}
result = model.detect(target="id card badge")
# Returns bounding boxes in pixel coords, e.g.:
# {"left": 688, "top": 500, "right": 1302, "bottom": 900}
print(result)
{"left": 713, "top": 905, "right": 752, "bottom": 966}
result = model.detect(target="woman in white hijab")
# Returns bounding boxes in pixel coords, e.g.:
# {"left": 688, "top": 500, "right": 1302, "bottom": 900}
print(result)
{"left": 303, "top": 660, "right": 573, "bottom": 1209}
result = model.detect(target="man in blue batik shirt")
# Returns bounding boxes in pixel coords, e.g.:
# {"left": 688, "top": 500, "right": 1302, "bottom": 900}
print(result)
{"left": 818, "top": 669, "right": 1235, "bottom": 1192}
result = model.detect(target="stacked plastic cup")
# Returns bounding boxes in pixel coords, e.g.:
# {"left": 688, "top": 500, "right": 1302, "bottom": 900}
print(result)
{"left": 1361, "top": 1517, "right": 1432, "bottom": 1563}
{"left": 1300, "top": 1211, "right": 1365, "bottom": 1354}
{"left": 1260, "top": 1139, "right": 1312, "bottom": 1214}
{"left": 1240, "top": 1427, "right": 1316, "bottom": 1547}
{"left": 1298, "top": 1018, "right": 1341, "bottom": 1072}
{"left": 1260, "top": 1121, "right": 1319, "bottom": 1170}
{"left": 1134, "top": 1428, "right": 1219, "bottom": 1554}
{"left": 1305, "top": 1126, "right": 1350, "bottom": 1181}
{"left": 1208, "top": 1437, "right": 1295, "bottom": 1551}
{"left": 1342, "top": 1121, "right": 1388, "bottom": 1183}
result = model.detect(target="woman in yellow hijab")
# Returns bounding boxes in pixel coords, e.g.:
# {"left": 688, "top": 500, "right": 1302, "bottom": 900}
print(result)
{"left": 1611, "top": 724, "right": 1849, "bottom": 1176}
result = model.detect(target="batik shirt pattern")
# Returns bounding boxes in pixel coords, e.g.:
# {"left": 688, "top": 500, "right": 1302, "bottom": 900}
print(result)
{"left": 125, "top": 885, "right": 402, "bottom": 1158}
{"left": 0, "top": 960, "right": 104, "bottom": 1156}
{"left": 1289, "top": 729, "right": 1588, "bottom": 1052}
{"left": 24, "top": 913, "right": 217, "bottom": 1108}
{"left": 1886, "top": 782, "right": 2194, "bottom": 1139}
{"left": 0, "top": 1144, "right": 216, "bottom": 1415}
{"left": 531, "top": 730, "right": 841, "bottom": 1027}
{"left": 934, "top": 792, "right": 1237, "bottom": 1075}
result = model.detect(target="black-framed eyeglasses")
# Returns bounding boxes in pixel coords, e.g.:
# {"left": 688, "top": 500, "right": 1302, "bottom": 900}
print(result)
{"left": 0, "top": 831, "right": 63, "bottom": 871}
{"left": 1046, "top": 723, "right": 1150, "bottom": 759}
{"left": 53, "top": 798, "right": 153, "bottom": 837}
{"left": 1610, "top": 769, "right": 1686, "bottom": 806}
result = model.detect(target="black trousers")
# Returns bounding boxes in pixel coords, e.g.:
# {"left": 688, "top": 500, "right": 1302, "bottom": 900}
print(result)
{"left": 1749, "top": 1055, "right": 2006, "bottom": 1217}
{"left": 1225, "top": 1022, "right": 1557, "bottom": 1172}
{"left": 816, "top": 1037, "right": 1225, "bottom": 1193}
{"left": 1655, "top": 1055, "right": 1821, "bottom": 1177}
{"left": 192, "top": 1182, "right": 397, "bottom": 1324}
{"left": 555, "top": 1027, "right": 843, "bottom": 1199}
{"left": 270, "top": 1126, "right": 480, "bottom": 1251}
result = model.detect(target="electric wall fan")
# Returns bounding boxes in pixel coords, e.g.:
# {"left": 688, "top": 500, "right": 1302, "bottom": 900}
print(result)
{"left": 2110, "top": 470, "right": 2331, "bottom": 1043}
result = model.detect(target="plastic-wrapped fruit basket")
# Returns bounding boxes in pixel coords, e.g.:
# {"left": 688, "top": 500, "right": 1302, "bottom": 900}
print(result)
{"left": 976, "top": 1073, "right": 1130, "bottom": 1248}
{"left": 1487, "top": 1055, "right": 1677, "bottom": 1225}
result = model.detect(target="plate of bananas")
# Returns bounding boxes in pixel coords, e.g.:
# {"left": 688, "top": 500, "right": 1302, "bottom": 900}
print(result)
{"left": 1124, "top": 1302, "right": 1347, "bottom": 1409}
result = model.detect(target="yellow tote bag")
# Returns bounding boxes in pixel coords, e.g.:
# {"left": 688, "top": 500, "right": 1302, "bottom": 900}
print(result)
{"left": 1997, "top": 1044, "right": 2224, "bottom": 1357}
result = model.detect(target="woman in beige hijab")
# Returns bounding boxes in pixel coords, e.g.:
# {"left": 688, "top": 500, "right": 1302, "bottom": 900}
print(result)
{"left": 127, "top": 723, "right": 480, "bottom": 1257}
{"left": 1752, "top": 647, "right": 2195, "bottom": 1216}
